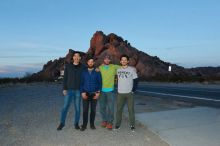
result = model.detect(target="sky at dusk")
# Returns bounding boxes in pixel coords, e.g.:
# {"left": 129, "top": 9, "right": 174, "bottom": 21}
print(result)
{"left": 0, "top": 0, "right": 220, "bottom": 77}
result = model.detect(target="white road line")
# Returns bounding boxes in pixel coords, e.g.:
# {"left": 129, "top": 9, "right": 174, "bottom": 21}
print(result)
{"left": 138, "top": 85, "right": 220, "bottom": 93}
{"left": 137, "top": 90, "right": 220, "bottom": 102}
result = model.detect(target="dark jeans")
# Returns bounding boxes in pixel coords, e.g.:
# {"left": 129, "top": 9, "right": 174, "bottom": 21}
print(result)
{"left": 82, "top": 92, "right": 97, "bottom": 127}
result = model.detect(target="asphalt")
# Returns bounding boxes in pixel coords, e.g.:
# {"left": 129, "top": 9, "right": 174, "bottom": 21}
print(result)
{"left": 135, "top": 106, "right": 220, "bottom": 146}
{"left": 137, "top": 82, "right": 220, "bottom": 107}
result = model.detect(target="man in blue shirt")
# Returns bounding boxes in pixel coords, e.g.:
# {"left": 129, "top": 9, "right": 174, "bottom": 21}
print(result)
{"left": 80, "top": 56, "right": 102, "bottom": 131}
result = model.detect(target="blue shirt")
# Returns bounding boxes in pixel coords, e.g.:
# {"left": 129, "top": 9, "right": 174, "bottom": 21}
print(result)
{"left": 80, "top": 68, "right": 102, "bottom": 93}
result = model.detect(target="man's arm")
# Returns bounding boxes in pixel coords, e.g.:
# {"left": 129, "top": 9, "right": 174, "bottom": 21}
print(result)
{"left": 80, "top": 71, "right": 88, "bottom": 99}
{"left": 80, "top": 71, "right": 85, "bottom": 93}
{"left": 95, "top": 66, "right": 101, "bottom": 72}
{"left": 97, "top": 72, "right": 102, "bottom": 92}
{"left": 132, "top": 78, "right": 138, "bottom": 92}
{"left": 62, "top": 65, "right": 68, "bottom": 95}
{"left": 132, "top": 67, "right": 138, "bottom": 93}
{"left": 63, "top": 65, "right": 68, "bottom": 90}
{"left": 94, "top": 72, "right": 102, "bottom": 99}
{"left": 114, "top": 64, "right": 121, "bottom": 70}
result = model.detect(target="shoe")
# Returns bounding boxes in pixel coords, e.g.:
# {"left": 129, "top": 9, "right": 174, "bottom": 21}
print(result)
{"left": 57, "top": 123, "right": 65, "bottom": 131}
{"left": 80, "top": 125, "right": 86, "bottom": 131}
{"left": 90, "top": 125, "right": 96, "bottom": 129}
{"left": 74, "top": 124, "right": 80, "bottom": 130}
{"left": 106, "top": 123, "right": 113, "bottom": 130}
{"left": 101, "top": 121, "right": 107, "bottom": 127}
{"left": 130, "top": 125, "right": 135, "bottom": 132}
{"left": 114, "top": 125, "right": 120, "bottom": 130}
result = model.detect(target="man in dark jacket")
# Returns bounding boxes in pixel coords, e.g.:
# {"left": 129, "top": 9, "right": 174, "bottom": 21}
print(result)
{"left": 80, "top": 56, "right": 102, "bottom": 131}
{"left": 57, "top": 51, "right": 84, "bottom": 131}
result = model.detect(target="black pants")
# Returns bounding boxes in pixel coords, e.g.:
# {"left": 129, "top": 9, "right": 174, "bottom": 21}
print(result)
{"left": 82, "top": 93, "right": 97, "bottom": 127}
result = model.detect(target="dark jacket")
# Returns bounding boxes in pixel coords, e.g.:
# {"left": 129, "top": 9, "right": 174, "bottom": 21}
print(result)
{"left": 63, "top": 63, "right": 85, "bottom": 90}
{"left": 80, "top": 68, "right": 102, "bottom": 93}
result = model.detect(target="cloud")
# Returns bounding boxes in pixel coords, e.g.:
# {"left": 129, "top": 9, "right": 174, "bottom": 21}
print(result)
{"left": 0, "top": 63, "right": 43, "bottom": 71}
{"left": 0, "top": 41, "right": 67, "bottom": 53}
{"left": 0, "top": 41, "right": 67, "bottom": 64}
{"left": 163, "top": 44, "right": 209, "bottom": 50}
{"left": 147, "top": 43, "right": 211, "bottom": 51}
{"left": 17, "top": 42, "right": 63, "bottom": 51}
{"left": 0, "top": 55, "right": 61, "bottom": 58}
{"left": 0, "top": 69, "right": 8, "bottom": 73}
{"left": 23, "top": 63, "right": 45, "bottom": 67}
{"left": 0, "top": 64, "right": 43, "bottom": 77}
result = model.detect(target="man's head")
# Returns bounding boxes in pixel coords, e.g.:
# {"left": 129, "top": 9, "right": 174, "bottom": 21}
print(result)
{"left": 72, "top": 51, "right": 81, "bottom": 64}
{"left": 103, "top": 55, "right": 112, "bottom": 65}
{"left": 120, "top": 54, "right": 129, "bottom": 66}
{"left": 86, "top": 56, "right": 95, "bottom": 69}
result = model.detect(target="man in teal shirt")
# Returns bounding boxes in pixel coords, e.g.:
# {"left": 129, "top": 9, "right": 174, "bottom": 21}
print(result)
{"left": 99, "top": 55, "right": 119, "bottom": 130}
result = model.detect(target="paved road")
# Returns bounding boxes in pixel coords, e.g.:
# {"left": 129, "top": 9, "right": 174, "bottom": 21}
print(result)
{"left": 134, "top": 82, "right": 220, "bottom": 146}
{"left": 136, "top": 82, "right": 220, "bottom": 107}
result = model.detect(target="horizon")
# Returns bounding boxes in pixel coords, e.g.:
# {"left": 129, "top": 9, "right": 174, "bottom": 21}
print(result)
{"left": 1, "top": 0, "right": 220, "bottom": 77}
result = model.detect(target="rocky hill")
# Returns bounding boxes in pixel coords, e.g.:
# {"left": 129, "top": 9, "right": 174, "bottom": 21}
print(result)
{"left": 30, "top": 31, "right": 220, "bottom": 82}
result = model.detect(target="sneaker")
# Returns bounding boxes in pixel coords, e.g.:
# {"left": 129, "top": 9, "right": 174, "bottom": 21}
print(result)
{"left": 101, "top": 121, "right": 107, "bottom": 127}
{"left": 80, "top": 125, "right": 87, "bottom": 131}
{"left": 106, "top": 123, "right": 113, "bottom": 130}
{"left": 90, "top": 125, "right": 96, "bottom": 130}
{"left": 130, "top": 125, "right": 135, "bottom": 132}
{"left": 114, "top": 126, "right": 120, "bottom": 130}
{"left": 57, "top": 123, "right": 65, "bottom": 131}
{"left": 74, "top": 124, "right": 80, "bottom": 130}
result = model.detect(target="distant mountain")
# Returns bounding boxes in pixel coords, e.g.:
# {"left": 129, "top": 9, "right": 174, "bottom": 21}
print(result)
{"left": 30, "top": 31, "right": 220, "bottom": 82}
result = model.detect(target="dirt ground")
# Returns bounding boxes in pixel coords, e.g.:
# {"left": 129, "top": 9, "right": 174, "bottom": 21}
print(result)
{"left": 0, "top": 82, "right": 193, "bottom": 146}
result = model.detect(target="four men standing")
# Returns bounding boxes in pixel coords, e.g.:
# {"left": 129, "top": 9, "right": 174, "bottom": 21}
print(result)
{"left": 57, "top": 53, "right": 138, "bottom": 132}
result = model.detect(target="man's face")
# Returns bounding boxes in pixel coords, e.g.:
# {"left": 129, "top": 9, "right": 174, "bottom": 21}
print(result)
{"left": 103, "top": 58, "right": 111, "bottom": 65}
{"left": 87, "top": 59, "right": 95, "bottom": 68}
{"left": 120, "top": 57, "right": 129, "bottom": 66}
{"left": 72, "top": 53, "right": 81, "bottom": 63}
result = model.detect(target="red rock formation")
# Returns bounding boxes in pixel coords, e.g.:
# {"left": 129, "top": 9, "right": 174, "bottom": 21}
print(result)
{"left": 30, "top": 31, "right": 220, "bottom": 82}
{"left": 86, "top": 31, "right": 192, "bottom": 81}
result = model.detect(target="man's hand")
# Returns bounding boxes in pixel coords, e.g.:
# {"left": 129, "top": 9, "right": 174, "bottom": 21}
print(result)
{"left": 63, "top": 90, "right": 67, "bottom": 96}
{"left": 93, "top": 92, "right": 100, "bottom": 99}
{"left": 95, "top": 68, "right": 100, "bottom": 72}
{"left": 81, "top": 92, "right": 88, "bottom": 100}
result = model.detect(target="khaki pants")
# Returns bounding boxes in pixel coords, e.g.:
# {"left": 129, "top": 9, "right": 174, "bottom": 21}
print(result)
{"left": 115, "top": 93, "right": 135, "bottom": 127}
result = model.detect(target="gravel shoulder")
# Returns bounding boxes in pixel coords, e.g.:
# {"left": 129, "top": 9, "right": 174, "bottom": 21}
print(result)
{"left": 0, "top": 82, "right": 170, "bottom": 146}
